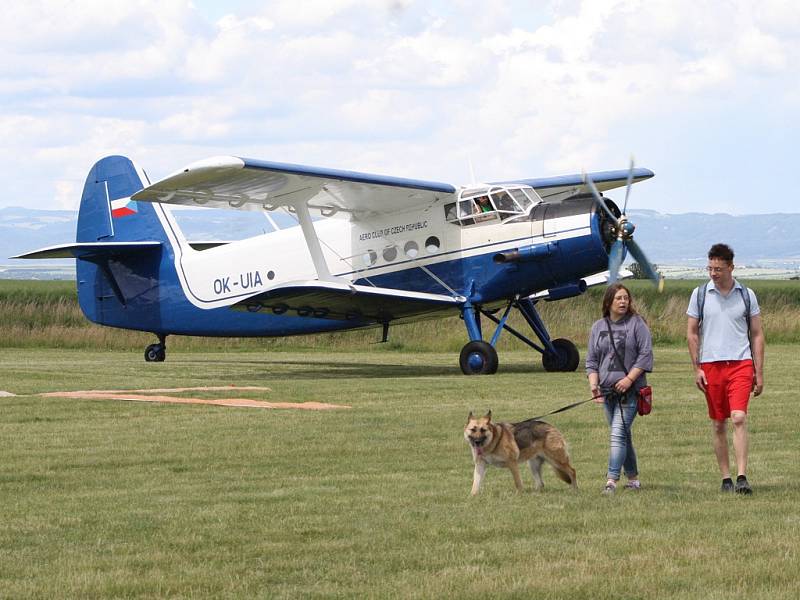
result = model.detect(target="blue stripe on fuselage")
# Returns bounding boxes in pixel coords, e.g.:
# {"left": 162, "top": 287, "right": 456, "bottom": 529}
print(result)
{"left": 354, "top": 225, "right": 608, "bottom": 302}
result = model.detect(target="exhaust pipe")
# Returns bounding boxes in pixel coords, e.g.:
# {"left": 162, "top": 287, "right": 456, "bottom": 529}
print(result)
{"left": 544, "top": 280, "right": 588, "bottom": 301}
{"left": 494, "top": 241, "right": 557, "bottom": 264}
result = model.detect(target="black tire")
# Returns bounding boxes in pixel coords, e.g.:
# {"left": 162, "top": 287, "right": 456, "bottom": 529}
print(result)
{"left": 144, "top": 344, "right": 166, "bottom": 363}
{"left": 542, "top": 338, "right": 580, "bottom": 372}
{"left": 459, "top": 341, "right": 499, "bottom": 375}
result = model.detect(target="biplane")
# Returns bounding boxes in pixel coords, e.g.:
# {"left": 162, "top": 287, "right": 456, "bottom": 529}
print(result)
{"left": 15, "top": 154, "right": 659, "bottom": 374}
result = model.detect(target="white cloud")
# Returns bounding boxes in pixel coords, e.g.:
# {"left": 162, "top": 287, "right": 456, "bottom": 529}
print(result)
{"left": 0, "top": 0, "right": 799, "bottom": 215}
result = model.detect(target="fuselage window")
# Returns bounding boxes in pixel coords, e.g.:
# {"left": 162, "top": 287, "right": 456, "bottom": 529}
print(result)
{"left": 404, "top": 240, "right": 419, "bottom": 258}
{"left": 382, "top": 245, "right": 398, "bottom": 262}
{"left": 425, "top": 236, "right": 440, "bottom": 254}
{"left": 363, "top": 250, "right": 378, "bottom": 266}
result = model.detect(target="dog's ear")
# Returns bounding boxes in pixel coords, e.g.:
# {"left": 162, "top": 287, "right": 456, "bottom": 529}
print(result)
{"left": 466, "top": 411, "right": 474, "bottom": 423}
{"left": 485, "top": 410, "right": 492, "bottom": 422}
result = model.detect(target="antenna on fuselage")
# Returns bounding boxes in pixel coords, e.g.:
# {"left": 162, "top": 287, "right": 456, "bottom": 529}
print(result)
{"left": 468, "top": 156, "right": 477, "bottom": 186}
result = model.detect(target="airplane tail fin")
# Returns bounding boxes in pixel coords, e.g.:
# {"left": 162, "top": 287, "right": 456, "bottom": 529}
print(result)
{"left": 77, "top": 155, "right": 172, "bottom": 244}
{"left": 73, "top": 156, "right": 179, "bottom": 329}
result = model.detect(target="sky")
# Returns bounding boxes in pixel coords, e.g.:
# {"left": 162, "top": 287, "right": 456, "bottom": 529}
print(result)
{"left": 1, "top": 0, "right": 798, "bottom": 215}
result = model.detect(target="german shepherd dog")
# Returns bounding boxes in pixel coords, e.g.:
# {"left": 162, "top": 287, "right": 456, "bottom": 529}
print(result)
{"left": 464, "top": 411, "right": 577, "bottom": 495}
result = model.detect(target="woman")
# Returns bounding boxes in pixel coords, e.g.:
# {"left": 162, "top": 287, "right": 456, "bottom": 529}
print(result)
{"left": 586, "top": 283, "right": 654, "bottom": 494}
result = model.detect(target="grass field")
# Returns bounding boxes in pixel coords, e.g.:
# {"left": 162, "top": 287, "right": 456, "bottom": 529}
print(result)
{"left": 1, "top": 345, "right": 798, "bottom": 599}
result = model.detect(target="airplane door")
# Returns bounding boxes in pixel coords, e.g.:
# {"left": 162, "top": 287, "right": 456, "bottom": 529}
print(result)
{"left": 530, "top": 203, "right": 546, "bottom": 239}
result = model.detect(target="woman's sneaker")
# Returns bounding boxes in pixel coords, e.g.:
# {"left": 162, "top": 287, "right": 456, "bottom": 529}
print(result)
{"left": 624, "top": 480, "right": 641, "bottom": 491}
{"left": 602, "top": 481, "right": 617, "bottom": 495}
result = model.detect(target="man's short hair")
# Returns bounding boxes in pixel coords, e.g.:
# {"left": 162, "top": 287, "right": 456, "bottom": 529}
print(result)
{"left": 708, "top": 243, "right": 734, "bottom": 263}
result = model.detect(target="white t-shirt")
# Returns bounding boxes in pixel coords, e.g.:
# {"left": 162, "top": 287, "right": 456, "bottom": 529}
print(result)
{"left": 687, "top": 280, "right": 760, "bottom": 363}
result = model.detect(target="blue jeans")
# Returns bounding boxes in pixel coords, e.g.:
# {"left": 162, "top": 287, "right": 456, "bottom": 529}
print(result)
{"left": 603, "top": 391, "right": 638, "bottom": 480}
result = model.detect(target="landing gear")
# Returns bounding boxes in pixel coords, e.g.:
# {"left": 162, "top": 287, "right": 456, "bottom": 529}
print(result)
{"left": 144, "top": 334, "right": 167, "bottom": 362}
{"left": 459, "top": 341, "right": 499, "bottom": 375}
{"left": 458, "top": 297, "right": 580, "bottom": 375}
{"left": 542, "top": 338, "right": 580, "bottom": 372}
{"left": 458, "top": 302, "right": 504, "bottom": 375}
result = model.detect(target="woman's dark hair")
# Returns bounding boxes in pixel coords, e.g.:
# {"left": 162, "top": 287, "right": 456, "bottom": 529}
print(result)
{"left": 708, "top": 243, "right": 734, "bottom": 263}
{"left": 602, "top": 283, "right": 638, "bottom": 318}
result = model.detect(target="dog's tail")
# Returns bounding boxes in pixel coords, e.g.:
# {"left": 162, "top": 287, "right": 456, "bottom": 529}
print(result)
{"left": 544, "top": 431, "right": 577, "bottom": 488}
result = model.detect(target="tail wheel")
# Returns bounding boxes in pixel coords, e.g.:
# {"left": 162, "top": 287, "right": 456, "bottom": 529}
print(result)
{"left": 542, "top": 338, "right": 579, "bottom": 372}
{"left": 459, "top": 341, "right": 499, "bottom": 375}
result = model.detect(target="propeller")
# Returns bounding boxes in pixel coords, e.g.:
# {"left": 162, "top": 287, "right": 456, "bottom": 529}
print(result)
{"left": 583, "top": 158, "right": 664, "bottom": 291}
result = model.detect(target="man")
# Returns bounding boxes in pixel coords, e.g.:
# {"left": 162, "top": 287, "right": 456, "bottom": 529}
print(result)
{"left": 687, "top": 243, "right": 765, "bottom": 494}
{"left": 473, "top": 196, "right": 495, "bottom": 222}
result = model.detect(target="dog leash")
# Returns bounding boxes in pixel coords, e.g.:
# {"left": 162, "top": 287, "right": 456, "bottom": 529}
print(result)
{"left": 526, "top": 394, "right": 605, "bottom": 422}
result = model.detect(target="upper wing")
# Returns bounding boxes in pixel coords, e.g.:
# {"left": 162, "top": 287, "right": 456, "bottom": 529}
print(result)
{"left": 132, "top": 156, "right": 457, "bottom": 216}
{"left": 232, "top": 280, "right": 465, "bottom": 322}
{"left": 508, "top": 168, "right": 655, "bottom": 202}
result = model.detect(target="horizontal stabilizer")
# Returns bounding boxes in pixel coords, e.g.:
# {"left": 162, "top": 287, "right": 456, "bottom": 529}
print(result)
{"left": 12, "top": 241, "right": 161, "bottom": 260}
{"left": 232, "top": 280, "right": 465, "bottom": 322}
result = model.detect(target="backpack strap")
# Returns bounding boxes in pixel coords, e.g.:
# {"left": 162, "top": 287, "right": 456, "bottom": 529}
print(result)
{"left": 697, "top": 284, "right": 707, "bottom": 326}
{"left": 738, "top": 285, "right": 753, "bottom": 357}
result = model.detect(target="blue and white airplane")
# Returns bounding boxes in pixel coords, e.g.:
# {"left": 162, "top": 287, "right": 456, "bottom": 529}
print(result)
{"left": 15, "top": 155, "right": 659, "bottom": 374}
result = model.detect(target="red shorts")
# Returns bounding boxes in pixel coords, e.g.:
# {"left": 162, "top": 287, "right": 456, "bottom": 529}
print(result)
{"left": 700, "top": 360, "right": 754, "bottom": 420}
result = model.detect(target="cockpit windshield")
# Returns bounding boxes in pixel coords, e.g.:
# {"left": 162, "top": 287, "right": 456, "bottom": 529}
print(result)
{"left": 444, "top": 184, "right": 542, "bottom": 227}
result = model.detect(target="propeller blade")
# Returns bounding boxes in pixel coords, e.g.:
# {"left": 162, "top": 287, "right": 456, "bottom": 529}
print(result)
{"left": 583, "top": 172, "right": 618, "bottom": 225}
{"left": 607, "top": 239, "right": 625, "bottom": 283}
{"left": 626, "top": 238, "right": 664, "bottom": 291}
{"left": 622, "top": 156, "right": 635, "bottom": 215}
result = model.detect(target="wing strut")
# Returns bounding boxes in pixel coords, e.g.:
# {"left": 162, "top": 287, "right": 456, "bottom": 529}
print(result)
{"left": 295, "top": 201, "right": 335, "bottom": 282}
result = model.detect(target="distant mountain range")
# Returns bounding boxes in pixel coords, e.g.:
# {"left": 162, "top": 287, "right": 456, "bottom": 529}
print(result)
{"left": 2, "top": 206, "right": 798, "bottom": 279}
{"left": 629, "top": 210, "right": 800, "bottom": 266}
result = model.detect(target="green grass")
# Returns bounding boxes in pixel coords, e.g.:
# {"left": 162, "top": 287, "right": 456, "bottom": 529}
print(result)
{"left": 1, "top": 346, "right": 798, "bottom": 598}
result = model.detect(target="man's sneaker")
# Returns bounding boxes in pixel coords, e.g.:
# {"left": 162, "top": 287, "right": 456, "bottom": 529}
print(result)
{"left": 735, "top": 477, "right": 753, "bottom": 495}
{"left": 602, "top": 481, "right": 616, "bottom": 495}
{"left": 624, "top": 480, "right": 641, "bottom": 491}
{"left": 720, "top": 478, "right": 734, "bottom": 493}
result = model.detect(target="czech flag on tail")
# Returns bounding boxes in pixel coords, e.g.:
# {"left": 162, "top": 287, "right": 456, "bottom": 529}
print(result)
{"left": 111, "top": 197, "right": 138, "bottom": 218}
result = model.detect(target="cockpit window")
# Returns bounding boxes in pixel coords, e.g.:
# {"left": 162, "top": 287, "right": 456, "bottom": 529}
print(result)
{"left": 509, "top": 189, "right": 533, "bottom": 211}
{"left": 460, "top": 199, "right": 477, "bottom": 218}
{"left": 445, "top": 184, "right": 540, "bottom": 227}
{"left": 491, "top": 191, "right": 518, "bottom": 213}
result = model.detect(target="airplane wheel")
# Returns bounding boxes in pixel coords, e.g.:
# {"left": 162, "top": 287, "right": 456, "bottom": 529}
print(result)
{"left": 459, "top": 341, "right": 499, "bottom": 375}
{"left": 144, "top": 344, "right": 166, "bottom": 362}
{"left": 542, "top": 338, "right": 579, "bottom": 372}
